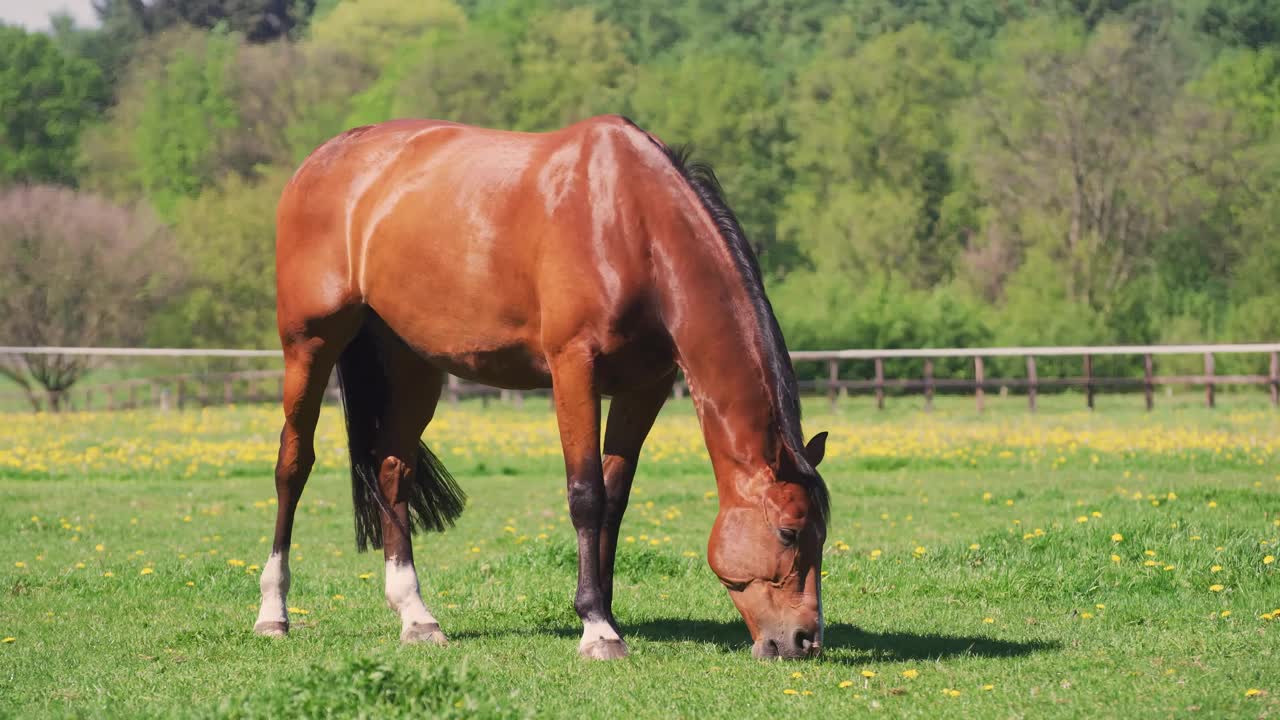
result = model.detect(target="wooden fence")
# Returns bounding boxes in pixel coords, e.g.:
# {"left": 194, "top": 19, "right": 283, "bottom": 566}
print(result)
{"left": 2, "top": 343, "right": 1279, "bottom": 412}
{"left": 792, "top": 343, "right": 1280, "bottom": 411}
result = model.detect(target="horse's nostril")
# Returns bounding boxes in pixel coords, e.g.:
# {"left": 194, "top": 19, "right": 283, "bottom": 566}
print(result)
{"left": 794, "top": 629, "right": 813, "bottom": 652}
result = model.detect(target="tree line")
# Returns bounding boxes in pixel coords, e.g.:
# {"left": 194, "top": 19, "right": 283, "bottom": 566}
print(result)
{"left": 2, "top": 0, "right": 1279, "bottom": 400}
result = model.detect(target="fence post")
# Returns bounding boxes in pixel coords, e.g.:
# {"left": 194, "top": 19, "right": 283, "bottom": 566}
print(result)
{"left": 827, "top": 359, "right": 839, "bottom": 412}
{"left": 176, "top": 379, "right": 186, "bottom": 410}
{"left": 1204, "top": 352, "right": 1215, "bottom": 409}
{"left": 923, "top": 359, "right": 934, "bottom": 413}
{"left": 1026, "top": 355, "right": 1037, "bottom": 413}
{"left": 1271, "top": 351, "right": 1279, "bottom": 408}
{"left": 447, "top": 375, "right": 459, "bottom": 405}
{"left": 874, "top": 357, "right": 885, "bottom": 411}
{"left": 1084, "top": 354, "right": 1094, "bottom": 411}
{"left": 1143, "top": 353, "right": 1154, "bottom": 411}
{"left": 974, "top": 356, "right": 985, "bottom": 413}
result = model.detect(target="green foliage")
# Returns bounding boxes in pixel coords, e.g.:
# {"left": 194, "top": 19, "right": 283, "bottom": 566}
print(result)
{"left": 507, "top": 8, "right": 632, "bottom": 131}
{"left": 133, "top": 28, "right": 241, "bottom": 220}
{"left": 10, "top": 0, "right": 1280, "bottom": 350}
{"left": 309, "top": 0, "right": 467, "bottom": 70}
{"left": 0, "top": 25, "right": 105, "bottom": 185}
{"left": 627, "top": 49, "right": 795, "bottom": 268}
{"left": 783, "top": 23, "right": 969, "bottom": 287}
{"left": 150, "top": 171, "right": 287, "bottom": 348}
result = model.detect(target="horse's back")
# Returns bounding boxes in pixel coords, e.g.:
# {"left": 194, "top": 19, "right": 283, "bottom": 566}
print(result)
{"left": 276, "top": 116, "right": 679, "bottom": 390}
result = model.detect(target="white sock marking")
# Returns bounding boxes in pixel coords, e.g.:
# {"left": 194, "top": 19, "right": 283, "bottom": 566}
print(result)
{"left": 385, "top": 559, "right": 438, "bottom": 630}
{"left": 255, "top": 552, "right": 290, "bottom": 626}
{"left": 579, "top": 618, "right": 621, "bottom": 650}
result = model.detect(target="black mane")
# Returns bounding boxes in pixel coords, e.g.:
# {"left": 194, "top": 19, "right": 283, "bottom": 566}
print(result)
{"left": 660, "top": 144, "right": 830, "bottom": 523}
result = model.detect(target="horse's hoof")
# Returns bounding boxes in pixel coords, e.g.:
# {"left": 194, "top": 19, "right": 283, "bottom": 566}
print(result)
{"left": 253, "top": 621, "right": 289, "bottom": 637}
{"left": 401, "top": 622, "right": 448, "bottom": 646}
{"left": 579, "top": 638, "right": 628, "bottom": 660}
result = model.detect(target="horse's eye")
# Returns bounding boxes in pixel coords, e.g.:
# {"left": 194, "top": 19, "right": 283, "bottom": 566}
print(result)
{"left": 778, "top": 528, "right": 799, "bottom": 546}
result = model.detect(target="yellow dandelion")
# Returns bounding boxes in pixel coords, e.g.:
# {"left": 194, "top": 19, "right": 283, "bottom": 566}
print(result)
{"left": 783, "top": 689, "right": 798, "bottom": 695}
{"left": 333, "top": 594, "right": 345, "bottom": 600}
{"left": 1076, "top": 516, "right": 1088, "bottom": 523}
{"left": 185, "top": 581, "right": 194, "bottom": 587}
{"left": 791, "top": 671, "right": 803, "bottom": 679}
{"left": 1265, "top": 556, "right": 1275, "bottom": 565}
{"left": 983, "top": 617, "right": 994, "bottom": 624}
{"left": 901, "top": 669, "right": 919, "bottom": 680}
{"left": 869, "top": 549, "right": 882, "bottom": 559}
{"left": 94, "top": 544, "right": 104, "bottom": 552}
{"left": 1245, "top": 689, "right": 1262, "bottom": 698}
{"left": 1096, "top": 604, "right": 1106, "bottom": 609}
{"left": 1111, "top": 533, "right": 1124, "bottom": 542}
{"left": 102, "top": 571, "right": 113, "bottom": 577}
{"left": 139, "top": 567, "right": 153, "bottom": 575}
{"left": 943, "top": 688, "right": 962, "bottom": 698}
{"left": 838, "top": 680, "right": 854, "bottom": 688}
{"left": 358, "top": 572, "right": 373, "bottom": 580}
{"left": 1211, "top": 565, "right": 1222, "bottom": 573}
{"left": 861, "top": 670, "right": 877, "bottom": 679}
{"left": 1207, "top": 501, "right": 1217, "bottom": 508}
{"left": 288, "top": 607, "right": 309, "bottom": 615}
{"left": 801, "top": 691, "right": 813, "bottom": 696}
{"left": 1220, "top": 610, "right": 1231, "bottom": 618}
{"left": 1209, "top": 584, "right": 1224, "bottom": 592}
{"left": 1111, "top": 554, "right": 1121, "bottom": 562}
{"left": 969, "top": 543, "right": 981, "bottom": 551}
{"left": 982, "top": 684, "right": 995, "bottom": 691}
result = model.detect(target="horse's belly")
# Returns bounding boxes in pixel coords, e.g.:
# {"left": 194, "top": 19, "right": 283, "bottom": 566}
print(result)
{"left": 425, "top": 344, "right": 553, "bottom": 390}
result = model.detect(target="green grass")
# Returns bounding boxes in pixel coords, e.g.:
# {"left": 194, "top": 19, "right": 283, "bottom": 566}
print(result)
{"left": 1, "top": 395, "right": 1278, "bottom": 718}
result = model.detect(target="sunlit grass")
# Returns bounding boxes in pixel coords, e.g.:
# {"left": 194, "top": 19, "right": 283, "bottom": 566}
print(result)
{"left": 1, "top": 395, "right": 1277, "bottom": 717}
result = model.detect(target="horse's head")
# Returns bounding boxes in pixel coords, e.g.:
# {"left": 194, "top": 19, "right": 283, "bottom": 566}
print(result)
{"left": 708, "top": 431, "right": 828, "bottom": 659}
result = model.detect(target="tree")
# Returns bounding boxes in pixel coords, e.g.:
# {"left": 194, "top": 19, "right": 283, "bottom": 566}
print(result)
{"left": 627, "top": 50, "right": 797, "bottom": 271}
{"left": 149, "top": 171, "right": 287, "bottom": 348}
{"left": 0, "top": 24, "right": 105, "bottom": 185}
{"left": 959, "top": 18, "right": 1187, "bottom": 332}
{"left": 781, "top": 22, "right": 971, "bottom": 287}
{"left": 131, "top": 28, "right": 241, "bottom": 218}
{"left": 507, "top": 8, "right": 633, "bottom": 131}
{"left": 0, "top": 186, "right": 178, "bottom": 410}
{"left": 308, "top": 0, "right": 467, "bottom": 71}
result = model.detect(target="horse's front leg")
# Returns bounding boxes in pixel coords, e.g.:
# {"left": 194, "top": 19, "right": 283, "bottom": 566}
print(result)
{"left": 598, "top": 370, "right": 675, "bottom": 613}
{"left": 550, "top": 348, "right": 625, "bottom": 659}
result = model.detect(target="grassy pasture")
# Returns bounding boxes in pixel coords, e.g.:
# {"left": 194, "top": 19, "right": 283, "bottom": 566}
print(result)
{"left": 1, "top": 393, "right": 1278, "bottom": 718}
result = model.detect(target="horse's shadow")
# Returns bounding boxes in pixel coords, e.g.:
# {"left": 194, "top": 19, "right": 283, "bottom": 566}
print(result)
{"left": 463, "top": 619, "right": 1056, "bottom": 663}
{"left": 624, "top": 619, "right": 1056, "bottom": 663}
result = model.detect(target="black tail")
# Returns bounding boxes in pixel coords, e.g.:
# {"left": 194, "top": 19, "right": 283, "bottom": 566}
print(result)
{"left": 336, "top": 325, "right": 466, "bottom": 552}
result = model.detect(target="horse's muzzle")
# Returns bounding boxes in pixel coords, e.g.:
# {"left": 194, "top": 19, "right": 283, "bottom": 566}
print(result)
{"left": 752, "top": 628, "right": 822, "bottom": 659}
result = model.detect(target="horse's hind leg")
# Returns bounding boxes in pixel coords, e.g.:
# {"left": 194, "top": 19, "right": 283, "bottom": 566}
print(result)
{"left": 253, "top": 324, "right": 354, "bottom": 636}
{"left": 373, "top": 342, "right": 450, "bottom": 645}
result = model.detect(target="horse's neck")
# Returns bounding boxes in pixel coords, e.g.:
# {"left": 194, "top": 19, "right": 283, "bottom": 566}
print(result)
{"left": 654, "top": 231, "right": 779, "bottom": 479}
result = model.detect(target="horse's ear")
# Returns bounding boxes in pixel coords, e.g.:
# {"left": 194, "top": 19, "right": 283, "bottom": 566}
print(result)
{"left": 803, "top": 432, "right": 828, "bottom": 467}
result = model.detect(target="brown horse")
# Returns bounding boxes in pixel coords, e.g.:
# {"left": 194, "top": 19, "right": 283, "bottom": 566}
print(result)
{"left": 254, "top": 115, "right": 829, "bottom": 659}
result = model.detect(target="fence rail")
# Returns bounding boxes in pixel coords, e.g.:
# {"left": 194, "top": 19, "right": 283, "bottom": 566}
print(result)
{"left": 2, "top": 343, "right": 1279, "bottom": 412}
